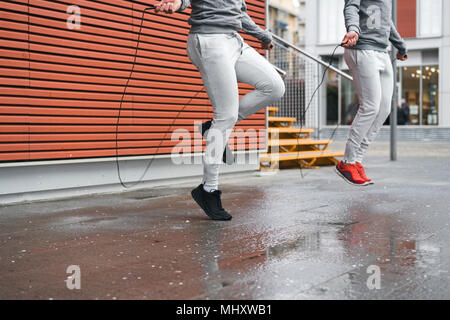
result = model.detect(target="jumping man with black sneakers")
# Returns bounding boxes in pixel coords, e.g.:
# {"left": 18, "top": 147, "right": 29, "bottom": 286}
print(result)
{"left": 336, "top": 0, "right": 408, "bottom": 186}
{"left": 155, "top": 0, "right": 286, "bottom": 220}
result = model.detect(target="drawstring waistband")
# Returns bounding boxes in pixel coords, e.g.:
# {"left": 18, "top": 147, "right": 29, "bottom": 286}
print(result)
{"left": 228, "top": 32, "right": 244, "bottom": 52}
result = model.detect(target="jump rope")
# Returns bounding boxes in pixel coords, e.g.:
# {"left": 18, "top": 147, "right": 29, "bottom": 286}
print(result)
{"left": 293, "top": 43, "right": 342, "bottom": 178}
{"left": 116, "top": 5, "right": 399, "bottom": 187}
{"left": 291, "top": 44, "right": 399, "bottom": 178}
{"left": 115, "top": 4, "right": 204, "bottom": 188}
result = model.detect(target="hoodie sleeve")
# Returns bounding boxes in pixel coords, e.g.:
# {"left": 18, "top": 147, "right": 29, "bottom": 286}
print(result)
{"left": 344, "top": 0, "right": 361, "bottom": 34}
{"left": 176, "top": 0, "right": 190, "bottom": 12}
{"left": 241, "top": 0, "right": 272, "bottom": 44}
{"left": 389, "top": 20, "right": 407, "bottom": 55}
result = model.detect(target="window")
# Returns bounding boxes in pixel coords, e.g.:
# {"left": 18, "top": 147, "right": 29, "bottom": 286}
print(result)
{"left": 341, "top": 76, "right": 358, "bottom": 125}
{"left": 418, "top": 0, "right": 442, "bottom": 37}
{"left": 422, "top": 65, "right": 439, "bottom": 125}
{"left": 323, "top": 57, "right": 340, "bottom": 125}
{"left": 318, "top": 0, "right": 346, "bottom": 44}
{"left": 401, "top": 66, "right": 421, "bottom": 125}
{"left": 323, "top": 65, "right": 358, "bottom": 126}
{"left": 325, "top": 64, "right": 440, "bottom": 127}
{"left": 326, "top": 70, "right": 339, "bottom": 125}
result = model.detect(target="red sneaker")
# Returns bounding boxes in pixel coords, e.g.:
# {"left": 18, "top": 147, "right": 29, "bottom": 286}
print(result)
{"left": 355, "top": 162, "right": 374, "bottom": 185}
{"left": 335, "top": 161, "right": 368, "bottom": 186}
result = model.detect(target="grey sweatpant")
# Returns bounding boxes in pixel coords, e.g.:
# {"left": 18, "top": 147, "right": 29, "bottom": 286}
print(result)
{"left": 187, "top": 32, "right": 285, "bottom": 190}
{"left": 344, "top": 48, "right": 394, "bottom": 164}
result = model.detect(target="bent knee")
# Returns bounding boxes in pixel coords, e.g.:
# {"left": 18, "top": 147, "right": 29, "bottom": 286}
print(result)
{"left": 260, "top": 77, "right": 285, "bottom": 100}
{"left": 272, "top": 78, "right": 286, "bottom": 100}
{"left": 214, "top": 113, "right": 239, "bottom": 128}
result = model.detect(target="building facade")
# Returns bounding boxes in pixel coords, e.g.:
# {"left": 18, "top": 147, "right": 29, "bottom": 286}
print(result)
{"left": 269, "top": 0, "right": 306, "bottom": 47}
{"left": 301, "top": 0, "right": 449, "bottom": 130}
{"left": 0, "top": 0, "right": 268, "bottom": 204}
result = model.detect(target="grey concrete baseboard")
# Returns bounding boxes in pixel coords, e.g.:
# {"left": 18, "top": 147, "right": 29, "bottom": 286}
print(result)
{"left": 0, "top": 153, "right": 260, "bottom": 206}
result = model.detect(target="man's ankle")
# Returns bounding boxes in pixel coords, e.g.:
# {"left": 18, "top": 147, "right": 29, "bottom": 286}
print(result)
{"left": 203, "top": 184, "right": 218, "bottom": 193}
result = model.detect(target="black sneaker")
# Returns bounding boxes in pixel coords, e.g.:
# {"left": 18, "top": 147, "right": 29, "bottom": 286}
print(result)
{"left": 199, "top": 120, "right": 234, "bottom": 165}
{"left": 191, "top": 184, "right": 232, "bottom": 221}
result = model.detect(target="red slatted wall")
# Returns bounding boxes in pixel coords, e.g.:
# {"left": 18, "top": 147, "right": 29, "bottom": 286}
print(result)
{"left": 0, "top": 0, "right": 267, "bottom": 163}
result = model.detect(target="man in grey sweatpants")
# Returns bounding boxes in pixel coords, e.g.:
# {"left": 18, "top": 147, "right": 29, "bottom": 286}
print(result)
{"left": 156, "top": 0, "right": 285, "bottom": 220}
{"left": 336, "top": 0, "right": 408, "bottom": 186}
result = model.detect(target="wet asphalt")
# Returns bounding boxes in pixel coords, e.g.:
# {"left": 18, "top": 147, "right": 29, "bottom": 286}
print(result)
{"left": 1, "top": 141, "right": 450, "bottom": 300}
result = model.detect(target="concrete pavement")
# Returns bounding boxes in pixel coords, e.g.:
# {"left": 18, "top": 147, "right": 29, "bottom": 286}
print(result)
{"left": 1, "top": 141, "right": 450, "bottom": 299}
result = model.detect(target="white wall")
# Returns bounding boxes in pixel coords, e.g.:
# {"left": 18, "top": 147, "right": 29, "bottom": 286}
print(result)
{"left": 317, "top": 0, "right": 346, "bottom": 44}
{"left": 439, "top": 0, "right": 450, "bottom": 126}
{"left": 418, "top": 0, "right": 443, "bottom": 37}
{"left": 0, "top": 154, "right": 260, "bottom": 205}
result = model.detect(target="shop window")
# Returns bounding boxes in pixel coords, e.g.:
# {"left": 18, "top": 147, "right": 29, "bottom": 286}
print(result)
{"left": 422, "top": 65, "right": 439, "bottom": 125}
{"left": 399, "top": 65, "right": 439, "bottom": 126}
{"left": 341, "top": 76, "right": 358, "bottom": 125}
{"left": 401, "top": 66, "right": 421, "bottom": 125}
{"left": 324, "top": 58, "right": 340, "bottom": 125}
{"left": 325, "top": 64, "right": 440, "bottom": 127}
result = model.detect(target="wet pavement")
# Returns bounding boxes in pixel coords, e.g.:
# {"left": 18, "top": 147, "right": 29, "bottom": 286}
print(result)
{"left": 1, "top": 141, "right": 450, "bottom": 300}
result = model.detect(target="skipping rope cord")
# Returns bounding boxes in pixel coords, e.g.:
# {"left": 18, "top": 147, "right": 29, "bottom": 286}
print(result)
{"left": 294, "top": 43, "right": 342, "bottom": 179}
{"left": 115, "top": 5, "right": 204, "bottom": 189}
{"left": 116, "top": 9, "right": 396, "bottom": 187}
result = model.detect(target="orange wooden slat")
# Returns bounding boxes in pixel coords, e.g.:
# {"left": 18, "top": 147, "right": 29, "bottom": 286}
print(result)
{"left": 0, "top": 0, "right": 268, "bottom": 162}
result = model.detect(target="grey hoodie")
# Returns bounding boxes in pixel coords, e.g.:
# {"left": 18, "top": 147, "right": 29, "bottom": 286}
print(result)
{"left": 344, "top": 0, "right": 407, "bottom": 55}
{"left": 177, "top": 0, "right": 272, "bottom": 44}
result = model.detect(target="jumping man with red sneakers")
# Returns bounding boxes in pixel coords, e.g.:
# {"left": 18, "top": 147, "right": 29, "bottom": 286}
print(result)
{"left": 336, "top": 0, "right": 408, "bottom": 186}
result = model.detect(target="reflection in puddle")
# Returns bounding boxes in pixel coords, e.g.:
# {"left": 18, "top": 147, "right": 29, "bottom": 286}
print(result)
{"left": 195, "top": 201, "right": 446, "bottom": 299}
{"left": 415, "top": 240, "right": 442, "bottom": 276}
{"left": 266, "top": 232, "right": 320, "bottom": 260}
